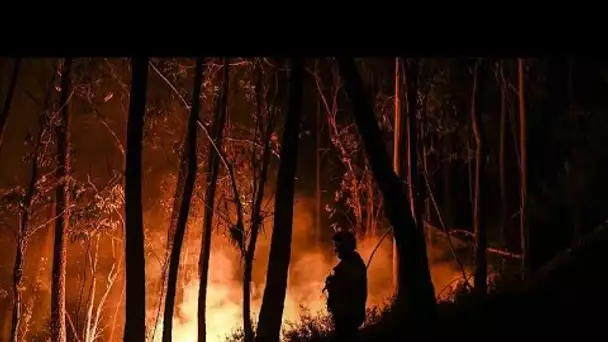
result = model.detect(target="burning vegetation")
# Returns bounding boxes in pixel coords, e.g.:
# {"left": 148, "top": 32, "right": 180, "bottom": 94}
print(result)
{"left": 1, "top": 57, "right": 608, "bottom": 341}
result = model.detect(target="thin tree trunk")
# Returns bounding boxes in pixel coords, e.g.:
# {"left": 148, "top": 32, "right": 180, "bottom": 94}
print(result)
{"left": 123, "top": 57, "right": 149, "bottom": 342}
{"left": 51, "top": 58, "right": 72, "bottom": 342}
{"left": 422, "top": 97, "right": 432, "bottom": 238}
{"left": 315, "top": 60, "right": 322, "bottom": 246}
{"left": 498, "top": 62, "right": 509, "bottom": 247}
{"left": 471, "top": 59, "right": 488, "bottom": 295}
{"left": 197, "top": 59, "right": 229, "bottom": 342}
{"left": 406, "top": 58, "right": 424, "bottom": 232}
{"left": 84, "top": 245, "right": 98, "bottom": 342}
{"left": 518, "top": 58, "right": 529, "bottom": 280}
{"left": 0, "top": 58, "right": 21, "bottom": 152}
{"left": 243, "top": 62, "right": 276, "bottom": 342}
{"left": 255, "top": 58, "right": 304, "bottom": 342}
{"left": 109, "top": 275, "right": 125, "bottom": 342}
{"left": 11, "top": 236, "right": 25, "bottom": 342}
{"left": 12, "top": 69, "right": 56, "bottom": 342}
{"left": 392, "top": 57, "right": 403, "bottom": 293}
{"left": 162, "top": 58, "right": 204, "bottom": 342}
{"left": 422, "top": 135, "right": 431, "bottom": 244}
{"left": 366, "top": 163, "right": 375, "bottom": 237}
{"left": 89, "top": 267, "right": 115, "bottom": 342}
{"left": 337, "top": 57, "right": 436, "bottom": 325}
{"left": 442, "top": 144, "right": 453, "bottom": 228}
{"left": 88, "top": 236, "right": 119, "bottom": 342}
{"left": 243, "top": 119, "right": 274, "bottom": 342}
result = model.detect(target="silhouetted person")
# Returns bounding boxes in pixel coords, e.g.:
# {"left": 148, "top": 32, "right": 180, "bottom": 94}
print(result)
{"left": 324, "top": 230, "right": 367, "bottom": 342}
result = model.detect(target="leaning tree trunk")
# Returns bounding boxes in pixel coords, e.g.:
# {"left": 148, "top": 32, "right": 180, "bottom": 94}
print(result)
{"left": 243, "top": 61, "right": 276, "bottom": 342}
{"left": 162, "top": 58, "right": 204, "bottom": 342}
{"left": 123, "top": 57, "right": 149, "bottom": 342}
{"left": 0, "top": 57, "right": 21, "bottom": 152}
{"left": 471, "top": 59, "right": 488, "bottom": 295}
{"left": 336, "top": 58, "right": 436, "bottom": 323}
{"left": 51, "top": 58, "right": 72, "bottom": 342}
{"left": 197, "top": 59, "right": 229, "bottom": 342}
{"left": 255, "top": 58, "right": 304, "bottom": 342}
{"left": 518, "top": 58, "right": 529, "bottom": 280}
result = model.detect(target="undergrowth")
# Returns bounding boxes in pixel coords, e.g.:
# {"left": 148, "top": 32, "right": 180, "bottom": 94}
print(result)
{"left": 222, "top": 268, "right": 528, "bottom": 342}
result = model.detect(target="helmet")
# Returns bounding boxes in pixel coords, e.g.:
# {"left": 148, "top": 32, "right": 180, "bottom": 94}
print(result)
{"left": 332, "top": 229, "right": 356, "bottom": 251}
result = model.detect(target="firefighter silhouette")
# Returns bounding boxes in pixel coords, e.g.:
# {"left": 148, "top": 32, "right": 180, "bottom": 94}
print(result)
{"left": 324, "top": 230, "right": 367, "bottom": 341}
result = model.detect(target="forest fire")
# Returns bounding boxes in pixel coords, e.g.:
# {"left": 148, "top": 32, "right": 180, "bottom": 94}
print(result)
{"left": 144, "top": 200, "right": 465, "bottom": 342}
{"left": 13, "top": 56, "right": 597, "bottom": 342}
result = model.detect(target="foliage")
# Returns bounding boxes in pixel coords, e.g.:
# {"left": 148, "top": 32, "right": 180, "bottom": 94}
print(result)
{"left": 68, "top": 174, "right": 125, "bottom": 242}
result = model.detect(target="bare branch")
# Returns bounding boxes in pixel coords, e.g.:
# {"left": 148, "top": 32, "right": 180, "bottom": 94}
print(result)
{"left": 27, "top": 203, "right": 76, "bottom": 237}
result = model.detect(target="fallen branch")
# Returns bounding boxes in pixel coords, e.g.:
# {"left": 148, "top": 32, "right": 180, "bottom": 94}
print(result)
{"left": 427, "top": 223, "right": 522, "bottom": 260}
{"left": 487, "top": 248, "right": 521, "bottom": 259}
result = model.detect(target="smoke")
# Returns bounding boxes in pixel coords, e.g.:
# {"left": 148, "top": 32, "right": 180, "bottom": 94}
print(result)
{"left": 145, "top": 195, "right": 468, "bottom": 342}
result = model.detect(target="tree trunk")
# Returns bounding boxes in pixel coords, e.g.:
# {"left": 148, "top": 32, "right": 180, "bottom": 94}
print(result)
{"left": 442, "top": 145, "right": 453, "bottom": 228}
{"left": 366, "top": 162, "right": 375, "bottom": 237}
{"left": 11, "top": 238, "right": 25, "bottom": 342}
{"left": 84, "top": 238, "right": 100, "bottom": 342}
{"left": 422, "top": 131, "right": 431, "bottom": 244}
{"left": 337, "top": 58, "right": 436, "bottom": 324}
{"left": 162, "top": 58, "right": 204, "bottom": 342}
{"left": 123, "top": 57, "right": 149, "bottom": 342}
{"left": 11, "top": 61, "right": 55, "bottom": 342}
{"left": 518, "top": 58, "right": 529, "bottom": 280}
{"left": 471, "top": 59, "right": 488, "bottom": 295}
{"left": 51, "top": 58, "right": 72, "bottom": 342}
{"left": 0, "top": 58, "right": 21, "bottom": 152}
{"left": 197, "top": 59, "right": 230, "bottom": 342}
{"left": 405, "top": 58, "right": 424, "bottom": 232}
{"left": 498, "top": 61, "right": 509, "bottom": 248}
{"left": 315, "top": 60, "right": 322, "bottom": 246}
{"left": 243, "top": 62, "right": 276, "bottom": 342}
{"left": 392, "top": 57, "right": 403, "bottom": 292}
{"left": 393, "top": 57, "right": 406, "bottom": 293}
{"left": 255, "top": 58, "right": 304, "bottom": 342}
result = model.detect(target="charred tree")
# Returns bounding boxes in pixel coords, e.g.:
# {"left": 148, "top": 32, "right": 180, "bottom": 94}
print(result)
{"left": 198, "top": 59, "right": 229, "bottom": 342}
{"left": 0, "top": 58, "right": 21, "bottom": 153}
{"left": 50, "top": 58, "right": 72, "bottom": 342}
{"left": 255, "top": 58, "right": 304, "bottom": 342}
{"left": 337, "top": 58, "right": 436, "bottom": 324}
{"left": 518, "top": 58, "right": 530, "bottom": 279}
{"left": 243, "top": 62, "right": 276, "bottom": 342}
{"left": 123, "top": 57, "right": 149, "bottom": 342}
{"left": 471, "top": 59, "right": 488, "bottom": 295}
{"left": 162, "top": 58, "right": 204, "bottom": 342}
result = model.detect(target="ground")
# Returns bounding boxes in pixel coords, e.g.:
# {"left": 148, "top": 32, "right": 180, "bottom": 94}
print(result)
{"left": 279, "top": 224, "right": 608, "bottom": 341}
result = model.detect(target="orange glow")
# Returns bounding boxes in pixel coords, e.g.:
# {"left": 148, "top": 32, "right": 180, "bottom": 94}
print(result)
{"left": 144, "top": 197, "right": 468, "bottom": 342}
